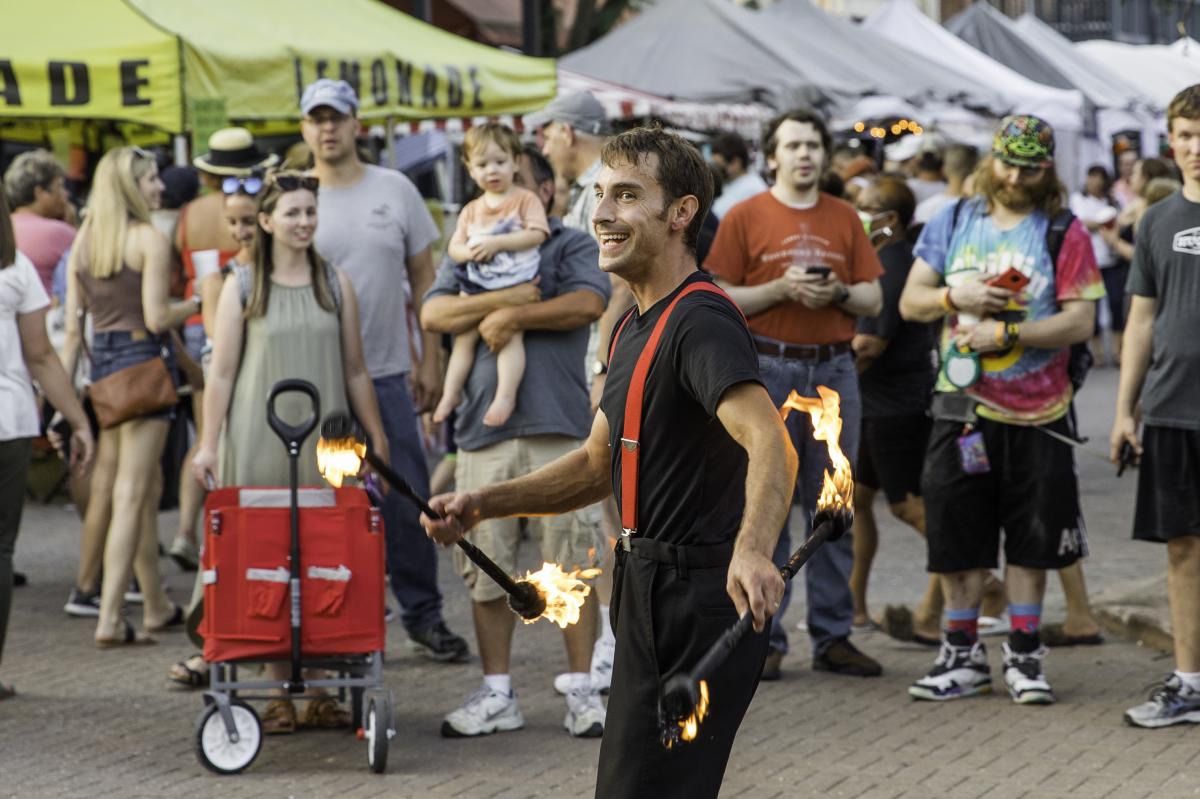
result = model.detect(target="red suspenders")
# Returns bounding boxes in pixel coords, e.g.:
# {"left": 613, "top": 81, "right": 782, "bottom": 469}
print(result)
{"left": 606, "top": 281, "right": 744, "bottom": 549}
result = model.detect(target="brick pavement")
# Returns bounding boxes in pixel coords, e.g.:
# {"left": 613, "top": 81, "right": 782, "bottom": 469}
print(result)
{"left": 3, "top": 369, "right": 1198, "bottom": 798}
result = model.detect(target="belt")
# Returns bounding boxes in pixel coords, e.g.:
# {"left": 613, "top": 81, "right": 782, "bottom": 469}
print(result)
{"left": 620, "top": 537, "right": 734, "bottom": 575}
{"left": 754, "top": 338, "right": 851, "bottom": 361}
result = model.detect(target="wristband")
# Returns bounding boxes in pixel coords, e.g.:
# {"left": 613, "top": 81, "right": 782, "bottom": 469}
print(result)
{"left": 993, "top": 322, "right": 1006, "bottom": 348}
{"left": 940, "top": 287, "right": 957, "bottom": 314}
{"left": 1005, "top": 322, "right": 1021, "bottom": 346}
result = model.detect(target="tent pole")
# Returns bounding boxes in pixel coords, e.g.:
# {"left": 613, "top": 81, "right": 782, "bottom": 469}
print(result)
{"left": 385, "top": 117, "right": 396, "bottom": 169}
{"left": 173, "top": 134, "right": 188, "bottom": 167}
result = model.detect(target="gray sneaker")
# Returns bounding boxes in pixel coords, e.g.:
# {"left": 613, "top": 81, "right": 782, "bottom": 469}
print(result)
{"left": 64, "top": 587, "right": 100, "bottom": 618}
{"left": 564, "top": 688, "right": 605, "bottom": 738}
{"left": 1125, "top": 674, "right": 1200, "bottom": 728}
{"left": 441, "top": 686, "right": 524, "bottom": 737}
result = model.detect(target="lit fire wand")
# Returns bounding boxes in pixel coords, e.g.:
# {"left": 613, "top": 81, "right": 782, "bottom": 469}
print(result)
{"left": 317, "top": 413, "right": 598, "bottom": 625}
{"left": 660, "top": 386, "right": 855, "bottom": 747}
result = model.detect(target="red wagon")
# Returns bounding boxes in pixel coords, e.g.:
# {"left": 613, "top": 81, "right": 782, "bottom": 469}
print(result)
{"left": 193, "top": 380, "right": 394, "bottom": 775}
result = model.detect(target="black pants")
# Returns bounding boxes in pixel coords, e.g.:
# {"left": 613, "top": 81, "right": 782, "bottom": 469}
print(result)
{"left": 0, "top": 438, "right": 32, "bottom": 663}
{"left": 596, "top": 538, "right": 769, "bottom": 799}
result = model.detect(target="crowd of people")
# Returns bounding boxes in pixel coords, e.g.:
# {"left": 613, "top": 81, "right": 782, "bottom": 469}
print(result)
{"left": 2, "top": 75, "right": 1199, "bottom": 793}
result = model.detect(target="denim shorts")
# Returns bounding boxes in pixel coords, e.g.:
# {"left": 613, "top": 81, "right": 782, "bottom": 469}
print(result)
{"left": 89, "top": 331, "right": 179, "bottom": 422}
{"left": 182, "top": 322, "right": 206, "bottom": 364}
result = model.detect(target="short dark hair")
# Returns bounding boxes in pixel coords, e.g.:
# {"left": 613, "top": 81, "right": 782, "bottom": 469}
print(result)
{"left": 1138, "top": 156, "right": 1174, "bottom": 184}
{"left": 710, "top": 132, "right": 750, "bottom": 169}
{"left": 601, "top": 125, "right": 713, "bottom": 255}
{"left": 873, "top": 175, "right": 917, "bottom": 228}
{"left": 1168, "top": 84, "right": 1200, "bottom": 133}
{"left": 762, "top": 107, "right": 832, "bottom": 162}
{"left": 522, "top": 143, "right": 555, "bottom": 188}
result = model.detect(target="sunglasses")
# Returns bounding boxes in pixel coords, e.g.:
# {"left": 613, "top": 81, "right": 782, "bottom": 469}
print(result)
{"left": 269, "top": 173, "right": 319, "bottom": 192}
{"left": 222, "top": 175, "right": 265, "bottom": 196}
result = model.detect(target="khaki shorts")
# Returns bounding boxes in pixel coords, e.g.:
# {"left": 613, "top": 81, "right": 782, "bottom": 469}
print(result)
{"left": 455, "top": 435, "right": 602, "bottom": 603}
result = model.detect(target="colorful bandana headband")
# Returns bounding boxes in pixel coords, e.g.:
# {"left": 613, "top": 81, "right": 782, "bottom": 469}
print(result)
{"left": 992, "top": 115, "right": 1055, "bottom": 168}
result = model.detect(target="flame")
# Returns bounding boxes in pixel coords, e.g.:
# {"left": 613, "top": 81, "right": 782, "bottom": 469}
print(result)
{"left": 677, "top": 680, "right": 710, "bottom": 744}
{"left": 779, "top": 386, "right": 854, "bottom": 512}
{"left": 317, "top": 436, "right": 365, "bottom": 488}
{"left": 518, "top": 562, "right": 602, "bottom": 628}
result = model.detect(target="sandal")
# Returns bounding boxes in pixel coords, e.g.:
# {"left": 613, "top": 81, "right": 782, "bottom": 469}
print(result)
{"left": 146, "top": 604, "right": 185, "bottom": 633}
{"left": 1042, "top": 622, "right": 1105, "bottom": 647}
{"left": 879, "top": 605, "right": 940, "bottom": 647}
{"left": 262, "top": 699, "right": 298, "bottom": 735}
{"left": 167, "top": 654, "right": 209, "bottom": 689}
{"left": 300, "top": 695, "right": 352, "bottom": 729}
{"left": 96, "top": 621, "right": 156, "bottom": 649}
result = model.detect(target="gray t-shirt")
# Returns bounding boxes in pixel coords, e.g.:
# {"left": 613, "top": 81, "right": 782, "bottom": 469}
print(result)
{"left": 315, "top": 165, "right": 440, "bottom": 378}
{"left": 1128, "top": 190, "right": 1200, "bottom": 430}
{"left": 426, "top": 218, "right": 610, "bottom": 451}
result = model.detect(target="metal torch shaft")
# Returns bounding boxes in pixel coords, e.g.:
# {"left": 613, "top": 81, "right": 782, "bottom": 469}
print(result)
{"left": 362, "top": 449, "right": 527, "bottom": 598}
{"left": 692, "top": 518, "right": 837, "bottom": 684}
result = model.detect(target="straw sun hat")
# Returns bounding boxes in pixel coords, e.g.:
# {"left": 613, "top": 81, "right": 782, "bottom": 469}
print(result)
{"left": 193, "top": 127, "right": 279, "bottom": 176}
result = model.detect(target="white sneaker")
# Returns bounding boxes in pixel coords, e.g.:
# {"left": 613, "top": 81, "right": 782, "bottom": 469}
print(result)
{"left": 590, "top": 636, "right": 614, "bottom": 694}
{"left": 908, "top": 639, "right": 992, "bottom": 701}
{"left": 1002, "top": 643, "right": 1055, "bottom": 705}
{"left": 564, "top": 689, "right": 605, "bottom": 738}
{"left": 440, "top": 686, "right": 524, "bottom": 737}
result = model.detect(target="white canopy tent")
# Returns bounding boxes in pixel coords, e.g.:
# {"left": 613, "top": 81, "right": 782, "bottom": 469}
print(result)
{"left": 1076, "top": 37, "right": 1200, "bottom": 109}
{"left": 862, "top": 0, "right": 1087, "bottom": 186}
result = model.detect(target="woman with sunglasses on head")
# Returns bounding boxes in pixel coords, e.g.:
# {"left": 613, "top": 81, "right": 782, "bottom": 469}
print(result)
{"left": 192, "top": 171, "right": 387, "bottom": 733}
{"left": 60, "top": 146, "right": 197, "bottom": 647}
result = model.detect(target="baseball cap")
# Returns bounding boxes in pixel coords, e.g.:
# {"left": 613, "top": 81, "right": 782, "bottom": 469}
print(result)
{"left": 301, "top": 79, "right": 360, "bottom": 116}
{"left": 523, "top": 91, "right": 608, "bottom": 136}
{"left": 992, "top": 115, "right": 1055, "bottom": 168}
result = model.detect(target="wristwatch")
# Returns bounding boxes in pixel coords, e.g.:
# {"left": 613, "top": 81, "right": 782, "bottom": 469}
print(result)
{"left": 592, "top": 360, "right": 608, "bottom": 377}
{"left": 835, "top": 283, "right": 851, "bottom": 305}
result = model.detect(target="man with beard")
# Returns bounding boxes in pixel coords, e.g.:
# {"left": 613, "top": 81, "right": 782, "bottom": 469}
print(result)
{"left": 899, "top": 115, "right": 1103, "bottom": 705}
{"left": 422, "top": 126, "right": 796, "bottom": 798}
{"left": 705, "top": 108, "right": 884, "bottom": 682}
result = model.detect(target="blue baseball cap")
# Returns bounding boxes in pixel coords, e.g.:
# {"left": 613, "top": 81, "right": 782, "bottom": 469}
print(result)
{"left": 301, "top": 79, "right": 360, "bottom": 116}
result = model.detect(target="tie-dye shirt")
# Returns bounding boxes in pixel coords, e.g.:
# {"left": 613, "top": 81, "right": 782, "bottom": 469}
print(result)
{"left": 915, "top": 197, "right": 1105, "bottom": 425}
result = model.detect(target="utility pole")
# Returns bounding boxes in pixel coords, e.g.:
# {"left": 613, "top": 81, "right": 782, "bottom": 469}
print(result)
{"left": 523, "top": 0, "right": 542, "bottom": 55}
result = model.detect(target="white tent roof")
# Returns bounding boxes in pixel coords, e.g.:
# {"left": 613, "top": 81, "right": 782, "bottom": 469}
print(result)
{"left": 1076, "top": 38, "right": 1200, "bottom": 107}
{"left": 1012, "top": 13, "right": 1150, "bottom": 111}
{"left": 861, "top": 0, "right": 1084, "bottom": 131}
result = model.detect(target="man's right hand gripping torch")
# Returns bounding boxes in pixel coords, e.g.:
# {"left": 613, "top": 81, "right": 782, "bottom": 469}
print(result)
{"left": 658, "top": 506, "right": 853, "bottom": 748}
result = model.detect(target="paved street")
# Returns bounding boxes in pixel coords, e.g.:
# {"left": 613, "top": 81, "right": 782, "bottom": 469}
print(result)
{"left": 3, "top": 368, "right": 1199, "bottom": 798}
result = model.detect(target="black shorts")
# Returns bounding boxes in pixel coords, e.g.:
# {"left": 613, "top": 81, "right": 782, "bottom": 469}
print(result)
{"left": 1100, "top": 264, "right": 1129, "bottom": 332}
{"left": 1133, "top": 425, "right": 1200, "bottom": 542}
{"left": 857, "top": 414, "right": 932, "bottom": 504}
{"left": 923, "top": 416, "right": 1088, "bottom": 573}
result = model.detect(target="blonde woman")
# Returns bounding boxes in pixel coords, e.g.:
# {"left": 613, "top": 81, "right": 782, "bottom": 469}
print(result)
{"left": 193, "top": 172, "right": 386, "bottom": 733}
{"left": 62, "top": 147, "right": 198, "bottom": 647}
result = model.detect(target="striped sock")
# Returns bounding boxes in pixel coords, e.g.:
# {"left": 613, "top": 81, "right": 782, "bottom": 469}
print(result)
{"left": 1009, "top": 603, "right": 1042, "bottom": 635}
{"left": 945, "top": 607, "right": 980, "bottom": 644}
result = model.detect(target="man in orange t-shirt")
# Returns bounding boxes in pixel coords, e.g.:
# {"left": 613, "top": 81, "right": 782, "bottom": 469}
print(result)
{"left": 705, "top": 108, "right": 883, "bottom": 682}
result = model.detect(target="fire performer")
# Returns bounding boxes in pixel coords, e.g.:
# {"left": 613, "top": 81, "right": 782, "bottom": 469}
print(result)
{"left": 422, "top": 126, "right": 797, "bottom": 797}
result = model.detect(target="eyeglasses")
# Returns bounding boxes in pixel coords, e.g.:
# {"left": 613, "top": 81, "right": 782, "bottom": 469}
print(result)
{"left": 222, "top": 175, "right": 265, "bottom": 196}
{"left": 269, "top": 173, "right": 319, "bottom": 193}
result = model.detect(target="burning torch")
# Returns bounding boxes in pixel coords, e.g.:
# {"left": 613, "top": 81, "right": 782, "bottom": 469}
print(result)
{"left": 316, "top": 412, "right": 597, "bottom": 626}
{"left": 660, "top": 386, "right": 855, "bottom": 747}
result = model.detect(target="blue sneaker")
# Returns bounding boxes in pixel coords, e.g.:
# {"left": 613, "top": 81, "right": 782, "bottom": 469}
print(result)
{"left": 1125, "top": 674, "right": 1200, "bottom": 728}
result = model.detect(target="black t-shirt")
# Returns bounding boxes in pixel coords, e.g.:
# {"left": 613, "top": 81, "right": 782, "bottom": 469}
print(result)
{"left": 600, "top": 272, "right": 762, "bottom": 547}
{"left": 856, "top": 240, "right": 936, "bottom": 418}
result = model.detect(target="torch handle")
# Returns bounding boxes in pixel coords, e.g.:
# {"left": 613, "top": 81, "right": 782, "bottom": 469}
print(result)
{"left": 690, "top": 518, "right": 838, "bottom": 684}
{"left": 361, "top": 449, "right": 528, "bottom": 599}
{"left": 363, "top": 451, "right": 441, "bottom": 519}
{"left": 779, "top": 519, "right": 836, "bottom": 582}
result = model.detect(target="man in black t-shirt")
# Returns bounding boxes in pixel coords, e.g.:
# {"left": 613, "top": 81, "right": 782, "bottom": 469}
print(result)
{"left": 422, "top": 127, "right": 797, "bottom": 799}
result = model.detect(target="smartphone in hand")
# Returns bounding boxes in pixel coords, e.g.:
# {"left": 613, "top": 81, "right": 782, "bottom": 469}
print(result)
{"left": 986, "top": 267, "right": 1030, "bottom": 292}
{"left": 805, "top": 265, "right": 832, "bottom": 278}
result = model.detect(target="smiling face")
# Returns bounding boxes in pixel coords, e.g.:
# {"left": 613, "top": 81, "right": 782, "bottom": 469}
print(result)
{"left": 260, "top": 189, "right": 317, "bottom": 251}
{"left": 768, "top": 120, "right": 825, "bottom": 193}
{"left": 591, "top": 153, "right": 674, "bottom": 280}
{"left": 224, "top": 193, "right": 258, "bottom": 250}
{"left": 137, "top": 161, "right": 164, "bottom": 211}
{"left": 467, "top": 139, "right": 517, "bottom": 196}
{"left": 300, "top": 106, "right": 358, "bottom": 166}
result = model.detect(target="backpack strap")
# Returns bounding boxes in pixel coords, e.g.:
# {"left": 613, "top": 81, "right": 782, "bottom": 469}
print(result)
{"left": 1045, "top": 209, "right": 1075, "bottom": 267}
{"left": 613, "top": 281, "right": 742, "bottom": 548}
